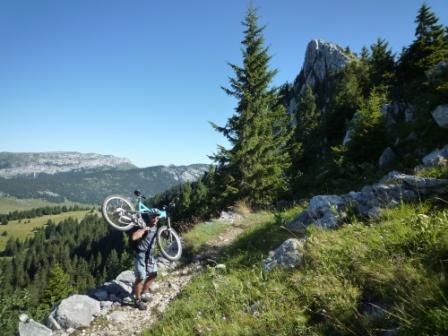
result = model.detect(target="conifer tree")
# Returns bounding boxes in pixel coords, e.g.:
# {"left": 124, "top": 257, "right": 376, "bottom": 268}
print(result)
{"left": 345, "top": 90, "right": 388, "bottom": 163}
{"left": 369, "top": 38, "right": 395, "bottom": 92}
{"left": 211, "top": 6, "right": 291, "bottom": 208}
{"left": 398, "top": 4, "right": 448, "bottom": 99}
{"left": 41, "top": 264, "right": 72, "bottom": 309}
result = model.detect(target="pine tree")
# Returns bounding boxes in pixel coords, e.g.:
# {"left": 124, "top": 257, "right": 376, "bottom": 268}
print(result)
{"left": 41, "top": 264, "right": 72, "bottom": 309}
{"left": 398, "top": 4, "right": 448, "bottom": 100}
{"left": 345, "top": 90, "right": 388, "bottom": 163}
{"left": 105, "top": 249, "right": 121, "bottom": 279}
{"left": 211, "top": 6, "right": 291, "bottom": 208}
{"left": 369, "top": 38, "right": 395, "bottom": 92}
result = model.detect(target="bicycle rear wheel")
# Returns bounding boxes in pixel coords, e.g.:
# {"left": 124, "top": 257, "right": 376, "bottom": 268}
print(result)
{"left": 156, "top": 226, "right": 182, "bottom": 261}
{"left": 101, "top": 195, "right": 136, "bottom": 231}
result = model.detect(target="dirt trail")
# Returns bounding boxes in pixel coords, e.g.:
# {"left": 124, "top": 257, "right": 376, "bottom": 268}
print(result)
{"left": 75, "top": 219, "right": 246, "bottom": 336}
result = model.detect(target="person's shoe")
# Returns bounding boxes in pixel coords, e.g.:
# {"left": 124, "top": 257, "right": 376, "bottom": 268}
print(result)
{"left": 141, "top": 293, "right": 151, "bottom": 302}
{"left": 134, "top": 298, "right": 147, "bottom": 310}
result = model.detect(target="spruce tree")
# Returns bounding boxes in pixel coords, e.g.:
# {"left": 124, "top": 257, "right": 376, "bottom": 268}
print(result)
{"left": 211, "top": 6, "right": 290, "bottom": 208}
{"left": 398, "top": 4, "right": 448, "bottom": 101}
{"left": 41, "top": 264, "right": 72, "bottom": 309}
{"left": 345, "top": 90, "right": 388, "bottom": 163}
{"left": 369, "top": 38, "right": 395, "bottom": 92}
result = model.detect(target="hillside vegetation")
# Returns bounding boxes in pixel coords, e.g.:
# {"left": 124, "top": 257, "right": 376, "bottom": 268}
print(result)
{"left": 0, "top": 209, "right": 93, "bottom": 252}
{"left": 2, "top": 3, "right": 448, "bottom": 336}
{"left": 150, "top": 4, "right": 448, "bottom": 226}
{"left": 0, "top": 196, "right": 79, "bottom": 214}
{"left": 145, "top": 201, "right": 448, "bottom": 336}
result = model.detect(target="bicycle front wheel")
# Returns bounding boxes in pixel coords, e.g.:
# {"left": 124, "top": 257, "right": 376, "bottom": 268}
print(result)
{"left": 156, "top": 226, "right": 182, "bottom": 261}
{"left": 101, "top": 195, "right": 136, "bottom": 231}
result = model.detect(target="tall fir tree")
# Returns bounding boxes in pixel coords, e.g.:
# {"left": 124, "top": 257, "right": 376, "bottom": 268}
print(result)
{"left": 211, "top": 6, "right": 291, "bottom": 208}
{"left": 41, "top": 264, "right": 72, "bottom": 309}
{"left": 398, "top": 4, "right": 448, "bottom": 102}
{"left": 369, "top": 38, "right": 395, "bottom": 93}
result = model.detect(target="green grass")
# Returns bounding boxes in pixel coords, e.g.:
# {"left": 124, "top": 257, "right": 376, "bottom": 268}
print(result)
{"left": 182, "top": 220, "right": 230, "bottom": 254}
{"left": 143, "top": 202, "right": 448, "bottom": 336}
{"left": 0, "top": 196, "right": 92, "bottom": 214}
{"left": 416, "top": 164, "right": 448, "bottom": 179}
{"left": 0, "top": 210, "right": 94, "bottom": 251}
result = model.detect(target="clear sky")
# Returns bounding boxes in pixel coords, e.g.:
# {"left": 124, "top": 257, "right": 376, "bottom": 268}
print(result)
{"left": 1, "top": 0, "right": 447, "bottom": 167}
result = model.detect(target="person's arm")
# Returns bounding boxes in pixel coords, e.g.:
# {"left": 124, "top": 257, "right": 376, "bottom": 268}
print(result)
{"left": 131, "top": 228, "right": 149, "bottom": 240}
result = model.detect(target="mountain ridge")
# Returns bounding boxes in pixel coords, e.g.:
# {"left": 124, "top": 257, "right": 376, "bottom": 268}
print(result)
{"left": 0, "top": 152, "right": 209, "bottom": 203}
{"left": 0, "top": 151, "right": 136, "bottom": 178}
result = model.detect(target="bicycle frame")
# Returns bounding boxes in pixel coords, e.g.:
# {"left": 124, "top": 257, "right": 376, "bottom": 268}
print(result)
{"left": 134, "top": 196, "right": 174, "bottom": 230}
{"left": 137, "top": 199, "right": 167, "bottom": 219}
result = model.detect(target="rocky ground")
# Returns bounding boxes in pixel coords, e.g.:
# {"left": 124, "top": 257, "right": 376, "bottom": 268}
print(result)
{"left": 70, "top": 218, "right": 246, "bottom": 336}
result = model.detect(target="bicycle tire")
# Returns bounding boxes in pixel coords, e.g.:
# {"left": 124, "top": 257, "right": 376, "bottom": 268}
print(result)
{"left": 156, "top": 226, "right": 182, "bottom": 261}
{"left": 101, "top": 195, "right": 136, "bottom": 231}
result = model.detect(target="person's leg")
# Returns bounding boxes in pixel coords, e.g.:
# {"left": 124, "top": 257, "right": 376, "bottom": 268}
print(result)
{"left": 142, "top": 272, "right": 157, "bottom": 293}
{"left": 141, "top": 254, "right": 158, "bottom": 301}
{"left": 133, "top": 252, "right": 148, "bottom": 310}
{"left": 134, "top": 278, "right": 145, "bottom": 299}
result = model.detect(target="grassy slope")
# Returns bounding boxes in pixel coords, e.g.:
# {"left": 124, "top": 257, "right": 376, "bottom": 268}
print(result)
{"left": 0, "top": 196, "right": 93, "bottom": 214}
{"left": 0, "top": 210, "right": 94, "bottom": 251}
{"left": 0, "top": 197, "right": 64, "bottom": 214}
{"left": 143, "top": 202, "right": 448, "bottom": 336}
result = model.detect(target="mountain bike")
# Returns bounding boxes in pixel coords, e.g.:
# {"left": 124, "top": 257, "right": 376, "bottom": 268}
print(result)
{"left": 101, "top": 190, "right": 182, "bottom": 261}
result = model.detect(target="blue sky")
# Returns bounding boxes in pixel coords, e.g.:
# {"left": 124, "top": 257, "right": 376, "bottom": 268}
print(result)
{"left": 0, "top": 0, "right": 447, "bottom": 168}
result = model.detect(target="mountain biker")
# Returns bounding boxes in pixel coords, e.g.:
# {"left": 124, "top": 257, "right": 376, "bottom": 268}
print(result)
{"left": 128, "top": 208, "right": 160, "bottom": 310}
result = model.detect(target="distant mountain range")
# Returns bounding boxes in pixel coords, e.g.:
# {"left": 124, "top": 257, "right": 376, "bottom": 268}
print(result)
{"left": 0, "top": 152, "right": 136, "bottom": 178}
{"left": 0, "top": 152, "right": 209, "bottom": 204}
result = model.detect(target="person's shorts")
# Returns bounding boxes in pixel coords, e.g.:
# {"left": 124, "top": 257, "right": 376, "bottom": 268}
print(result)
{"left": 135, "top": 251, "right": 158, "bottom": 280}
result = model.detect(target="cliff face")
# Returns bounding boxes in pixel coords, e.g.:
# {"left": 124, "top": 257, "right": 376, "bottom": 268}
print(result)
{"left": 287, "top": 39, "right": 353, "bottom": 115}
{"left": 0, "top": 152, "right": 135, "bottom": 178}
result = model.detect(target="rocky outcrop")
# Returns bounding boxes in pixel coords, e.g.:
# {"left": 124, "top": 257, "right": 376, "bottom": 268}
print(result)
{"left": 288, "top": 39, "right": 353, "bottom": 115}
{"left": 431, "top": 105, "right": 448, "bottom": 128}
{"left": 288, "top": 171, "right": 448, "bottom": 232}
{"left": 52, "top": 294, "right": 101, "bottom": 329}
{"left": 263, "top": 238, "right": 305, "bottom": 271}
{"left": 301, "top": 39, "right": 352, "bottom": 91}
{"left": 422, "top": 144, "right": 448, "bottom": 166}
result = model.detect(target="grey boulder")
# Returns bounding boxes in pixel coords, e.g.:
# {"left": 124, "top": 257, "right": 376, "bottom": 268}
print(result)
{"left": 53, "top": 294, "right": 100, "bottom": 329}
{"left": 19, "top": 315, "right": 52, "bottom": 336}
{"left": 379, "top": 171, "right": 448, "bottom": 192}
{"left": 378, "top": 147, "right": 396, "bottom": 167}
{"left": 432, "top": 104, "right": 448, "bottom": 128}
{"left": 115, "top": 270, "right": 135, "bottom": 286}
{"left": 422, "top": 144, "right": 448, "bottom": 166}
{"left": 264, "top": 238, "right": 305, "bottom": 272}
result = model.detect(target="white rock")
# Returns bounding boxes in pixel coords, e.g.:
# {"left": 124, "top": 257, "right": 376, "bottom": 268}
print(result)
{"left": 19, "top": 318, "right": 52, "bottom": 336}
{"left": 263, "top": 238, "right": 305, "bottom": 272}
{"left": 422, "top": 144, "right": 448, "bottom": 166}
{"left": 115, "top": 270, "right": 135, "bottom": 286}
{"left": 432, "top": 105, "right": 448, "bottom": 128}
{"left": 53, "top": 294, "right": 101, "bottom": 329}
{"left": 19, "top": 314, "right": 29, "bottom": 323}
{"left": 149, "top": 282, "right": 160, "bottom": 292}
{"left": 108, "top": 311, "right": 128, "bottom": 323}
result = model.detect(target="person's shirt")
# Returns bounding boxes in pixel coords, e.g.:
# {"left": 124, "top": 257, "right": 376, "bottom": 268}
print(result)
{"left": 128, "top": 225, "right": 157, "bottom": 253}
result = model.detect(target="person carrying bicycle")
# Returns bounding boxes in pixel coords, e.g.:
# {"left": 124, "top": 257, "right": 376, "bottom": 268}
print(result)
{"left": 128, "top": 208, "right": 160, "bottom": 310}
